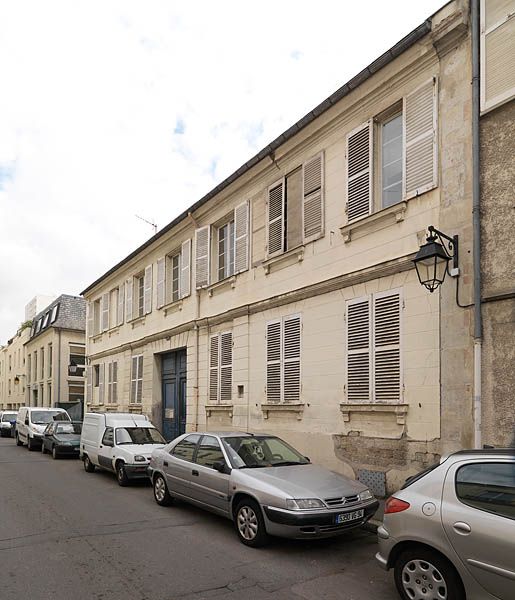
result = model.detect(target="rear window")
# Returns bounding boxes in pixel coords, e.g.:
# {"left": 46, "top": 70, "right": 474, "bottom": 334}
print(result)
{"left": 401, "top": 462, "right": 441, "bottom": 490}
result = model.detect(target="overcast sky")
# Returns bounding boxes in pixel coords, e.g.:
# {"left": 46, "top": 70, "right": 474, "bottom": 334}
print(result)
{"left": 0, "top": 0, "right": 445, "bottom": 344}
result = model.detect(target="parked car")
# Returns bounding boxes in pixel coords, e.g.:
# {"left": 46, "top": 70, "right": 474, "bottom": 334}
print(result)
{"left": 376, "top": 448, "right": 515, "bottom": 600}
{"left": 80, "top": 412, "right": 166, "bottom": 486}
{"left": 148, "top": 431, "right": 379, "bottom": 547}
{"left": 41, "top": 421, "right": 82, "bottom": 459}
{"left": 0, "top": 411, "right": 18, "bottom": 437}
{"left": 15, "top": 406, "right": 71, "bottom": 450}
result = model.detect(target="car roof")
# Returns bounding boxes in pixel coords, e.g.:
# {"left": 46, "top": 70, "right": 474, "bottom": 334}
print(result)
{"left": 192, "top": 431, "right": 274, "bottom": 439}
{"left": 444, "top": 448, "right": 515, "bottom": 463}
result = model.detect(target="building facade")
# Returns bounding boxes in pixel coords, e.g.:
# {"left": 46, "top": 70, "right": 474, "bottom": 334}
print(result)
{"left": 0, "top": 326, "right": 30, "bottom": 411}
{"left": 82, "top": 0, "right": 483, "bottom": 494}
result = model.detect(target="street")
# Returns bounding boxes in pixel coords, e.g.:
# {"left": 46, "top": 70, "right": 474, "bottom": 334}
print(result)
{"left": 0, "top": 437, "right": 398, "bottom": 600}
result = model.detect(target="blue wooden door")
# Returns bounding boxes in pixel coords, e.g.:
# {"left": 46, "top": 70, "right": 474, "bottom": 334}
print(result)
{"left": 162, "top": 349, "right": 187, "bottom": 441}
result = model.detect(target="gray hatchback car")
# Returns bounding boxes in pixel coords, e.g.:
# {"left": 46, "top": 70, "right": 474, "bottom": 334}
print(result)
{"left": 149, "top": 431, "right": 378, "bottom": 546}
{"left": 377, "top": 449, "right": 515, "bottom": 600}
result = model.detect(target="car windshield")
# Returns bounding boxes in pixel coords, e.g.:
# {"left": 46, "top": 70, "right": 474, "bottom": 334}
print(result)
{"left": 2, "top": 413, "right": 17, "bottom": 421}
{"left": 55, "top": 422, "right": 82, "bottom": 435}
{"left": 115, "top": 427, "right": 165, "bottom": 445}
{"left": 31, "top": 411, "right": 69, "bottom": 424}
{"left": 222, "top": 436, "right": 310, "bottom": 468}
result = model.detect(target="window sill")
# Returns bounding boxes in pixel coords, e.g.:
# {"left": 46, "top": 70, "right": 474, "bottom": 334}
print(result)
{"left": 163, "top": 299, "right": 183, "bottom": 317}
{"left": 128, "top": 404, "right": 142, "bottom": 413}
{"left": 108, "top": 326, "right": 120, "bottom": 337}
{"left": 207, "top": 276, "right": 236, "bottom": 297}
{"left": 205, "top": 404, "right": 234, "bottom": 418}
{"left": 261, "top": 402, "right": 305, "bottom": 420}
{"left": 340, "top": 201, "right": 407, "bottom": 243}
{"left": 339, "top": 402, "right": 409, "bottom": 425}
{"left": 105, "top": 404, "right": 119, "bottom": 411}
{"left": 262, "top": 246, "right": 305, "bottom": 275}
{"left": 91, "top": 333, "right": 103, "bottom": 342}
{"left": 130, "top": 315, "right": 146, "bottom": 329}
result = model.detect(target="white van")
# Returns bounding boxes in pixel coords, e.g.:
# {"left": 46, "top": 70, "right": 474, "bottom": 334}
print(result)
{"left": 0, "top": 411, "right": 18, "bottom": 437}
{"left": 80, "top": 412, "right": 166, "bottom": 486}
{"left": 16, "top": 406, "right": 71, "bottom": 450}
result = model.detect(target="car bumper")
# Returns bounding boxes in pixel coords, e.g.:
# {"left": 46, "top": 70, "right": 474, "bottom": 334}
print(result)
{"left": 376, "top": 524, "right": 396, "bottom": 570}
{"left": 56, "top": 445, "right": 80, "bottom": 455}
{"left": 124, "top": 464, "right": 152, "bottom": 479}
{"left": 262, "top": 500, "right": 379, "bottom": 539}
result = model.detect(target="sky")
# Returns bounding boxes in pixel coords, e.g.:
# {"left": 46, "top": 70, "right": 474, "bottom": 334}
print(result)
{"left": 0, "top": 0, "right": 445, "bottom": 344}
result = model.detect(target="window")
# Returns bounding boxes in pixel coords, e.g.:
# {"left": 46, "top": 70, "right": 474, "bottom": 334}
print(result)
{"left": 109, "top": 287, "right": 119, "bottom": 328}
{"left": 27, "top": 355, "right": 31, "bottom": 384}
{"left": 69, "top": 343, "right": 86, "bottom": 377}
{"left": 107, "top": 361, "right": 118, "bottom": 404}
{"left": 456, "top": 462, "right": 515, "bottom": 520}
{"left": 380, "top": 111, "right": 403, "bottom": 208}
{"left": 94, "top": 364, "right": 100, "bottom": 387}
{"left": 48, "top": 344, "right": 52, "bottom": 378}
{"left": 41, "top": 347, "right": 44, "bottom": 379}
{"left": 196, "top": 436, "right": 225, "bottom": 469}
{"left": 130, "top": 267, "right": 153, "bottom": 319}
{"left": 34, "top": 351, "right": 38, "bottom": 382}
{"left": 209, "top": 332, "right": 233, "bottom": 404}
{"left": 68, "top": 383, "right": 84, "bottom": 403}
{"left": 93, "top": 299, "right": 101, "bottom": 335}
{"left": 218, "top": 219, "right": 235, "bottom": 280}
{"left": 130, "top": 355, "right": 143, "bottom": 403}
{"left": 42, "top": 312, "right": 50, "bottom": 329}
{"left": 102, "top": 427, "right": 114, "bottom": 446}
{"left": 346, "top": 291, "right": 402, "bottom": 403}
{"left": 156, "top": 240, "right": 192, "bottom": 309}
{"left": 47, "top": 383, "right": 52, "bottom": 405}
{"left": 171, "top": 434, "right": 201, "bottom": 462}
{"left": 36, "top": 318, "right": 43, "bottom": 333}
{"left": 266, "top": 315, "right": 301, "bottom": 404}
{"left": 136, "top": 274, "right": 144, "bottom": 317}
{"left": 50, "top": 304, "right": 59, "bottom": 323}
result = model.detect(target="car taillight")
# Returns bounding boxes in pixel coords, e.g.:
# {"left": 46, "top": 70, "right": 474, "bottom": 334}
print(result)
{"left": 384, "top": 496, "right": 411, "bottom": 514}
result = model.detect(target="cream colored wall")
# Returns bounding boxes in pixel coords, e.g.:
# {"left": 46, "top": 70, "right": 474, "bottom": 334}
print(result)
{"left": 0, "top": 328, "right": 29, "bottom": 410}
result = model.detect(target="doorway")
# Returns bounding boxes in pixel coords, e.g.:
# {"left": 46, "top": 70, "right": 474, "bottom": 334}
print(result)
{"left": 161, "top": 349, "right": 187, "bottom": 441}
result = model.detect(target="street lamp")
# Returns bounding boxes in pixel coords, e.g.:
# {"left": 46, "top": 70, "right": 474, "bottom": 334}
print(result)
{"left": 413, "top": 226, "right": 459, "bottom": 293}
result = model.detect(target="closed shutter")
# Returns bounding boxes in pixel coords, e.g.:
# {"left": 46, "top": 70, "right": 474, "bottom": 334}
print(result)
{"left": 87, "top": 302, "right": 94, "bottom": 338}
{"left": 98, "top": 363, "right": 105, "bottom": 404}
{"left": 125, "top": 278, "right": 133, "bottom": 321}
{"left": 346, "top": 298, "right": 371, "bottom": 402}
{"left": 195, "top": 226, "right": 210, "bottom": 288}
{"left": 101, "top": 293, "right": 109, "bottom": 332}
{"left": 107, "top": 362, "right": 113, "bottom": 403}
{"left": 373, "top": 292, "right": 401, "bottom": 402}
{"left": 156, "top": 257, "right": 165, "bottom": 309}
{"left": 144, "top": 265, "right": 152, "bottom": 314}
{"left": 209, "top": 335, "right": 219, "bottom": 403}
{"left": 180, "top": 239, "right": 191, "bottom": 298}
{"left": 131, "top": 356, "right": 137, "bottom": 402}
{"left": 220, "top": 332, "right": 233, "bottom": 403}
{"left": 404, "top": 78, "right": 438, "bottom": 198}
{"left": 283, "top": 316, "right": 301, "bottom": 403}
{"left": 267, "top": 180, "right": 284, "bottom": 257}
{"left": 266, "top": 320, "right": 282, "bottom": 403}
{"left": 112, "top": 361, "right": 118, "bottom": 403}
{"left": 303, "top": 153, "right": 324, "bottom": 242}
{"left": 346, "top": 121, "right": 372, "bottom": 223}
{"left": 86, "top": 365, "right": 93, "bottom": 404}
{"left": 117, "top": 284, "right": 124, "bottom": 326}
{"left": 234, "top": 201, "right": 249, "bottom": 274}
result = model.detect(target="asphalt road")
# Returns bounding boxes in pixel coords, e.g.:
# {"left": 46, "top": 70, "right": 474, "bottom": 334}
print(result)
{"left": 0, "top": 437, "right": 399, "bottom": 600}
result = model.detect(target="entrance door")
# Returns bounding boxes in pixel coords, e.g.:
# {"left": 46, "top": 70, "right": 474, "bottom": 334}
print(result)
{"left": 161, "top": 349, "right": 187, "bottom": 441}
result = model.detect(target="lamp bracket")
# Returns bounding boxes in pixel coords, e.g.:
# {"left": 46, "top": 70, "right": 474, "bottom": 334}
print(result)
{"left": 427, "top": 225, "right": 459, "bottom": 275}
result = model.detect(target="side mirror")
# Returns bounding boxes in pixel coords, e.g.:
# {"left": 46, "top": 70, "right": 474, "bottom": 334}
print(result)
{"left": 304, "top": 456, "right": 311, "bottom": 462}
{"left": 212, "top": 460, "right": 228, "bottom": 473}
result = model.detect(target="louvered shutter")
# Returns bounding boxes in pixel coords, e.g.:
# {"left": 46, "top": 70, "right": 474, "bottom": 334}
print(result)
{"left": 125, "top": 278, "right": 133, "bottom": 321}
{"left": 346, "top": 122, "right": 372, "bottom": 223}
{"left": 101, "top": 293, "right": 109, "bottom": 332}
{"left": 267, "top": 180, "right": 284, "bottom": 257}
{"left": 303, "top": 153, "right": 324, "bottom": 242}
{"left": 180, "top": 239, "right": 191, "bottom": 298}
{"left": 209, "top": 335, "right": 219, "bottom": 403}
{"left": 117, "top": 284, "right": 124, "bottom": 326}
{"left": 373, "top": 292, "right": 401, "bottom": 402}
{"left": 404, "top": 78, "right": 438, "bottom": 198}
{"left": 131, "top": 356, "right": 137, "bottom": 402}
{"left": 156, "top": 257, "right": 165, "bottom": 309}
{"left": 86, "top": 365, "right": 93, "bottom": 404}
{"left": 234, "top": 201, "right": 249, "bottom": 273}
{"left": 107, "top": 362, "right": 113, "bottom": 403}
{"left": 144, "top": 265, "right": 152, "bottom": 314}
{"left": 195, "top": 226, "right": 210, "bottom": 288}
{"left": 266, "top": 321, "right": 282, "bottom": 403}
{"left": 220, "top": 332, "right": 233, "bottom": 403}
{"left": 98, "top": 363, "right": 105, "bottom": 404}
{"left": 346, "top": 298, "right": 371, "bottom": 402}
{"left": 87, "top": 302, "right": 94, "bottom": 338}
{"left": 283, "top": 316, "right": 301, "bottom": 403}
{"left": 112, "top": 361, "right": 118, "bottom": 403}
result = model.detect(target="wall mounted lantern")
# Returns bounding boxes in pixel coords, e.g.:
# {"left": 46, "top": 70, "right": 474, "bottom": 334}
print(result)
{"left": 413, "top": 225, "right": 459, "bottom": 293}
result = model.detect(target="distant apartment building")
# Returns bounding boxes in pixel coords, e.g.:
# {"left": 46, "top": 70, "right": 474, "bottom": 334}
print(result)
{"left": 25, "top": 294, "right": 57, "bottom": 322}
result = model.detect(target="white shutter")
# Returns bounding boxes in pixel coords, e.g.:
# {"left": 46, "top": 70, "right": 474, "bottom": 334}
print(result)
{"left": 346, "top": 298, "right": 371, "bottom": 402}
{"left": 143, "top": 264, "right": 152, "bottom": 314}
{"left": 220, "top": 332, "right": 233, "bottom": 403}
{"left": 403, "top": 78, "right": 438, "bottom": 199}
{"left": 101, "top": 293, "right": 109, "bottom": 332}
{"left": 234, "top": 201, "right": 249, "bottom": 274}
{"left": 117, "top": 283, "right": 124, "bottom": 326}
{"left": 303, "top": 153, "right": 324, "bottom": 242}
{"left": 107, "top": 362, "right": 113, "bottom": 403}
{"left": 373, "top": 292, "right": 401, "bottom": 403}
{"left": 98, "top": 363, "right": 105, "bottom": 404}
{"left": 86, "top": 365, "right": 93, "bottom": 404}
{"left": 156, "top": 257, "right": 165, "bottom": 309}
{"left": 346, "top": 121, "right": 372, "bottom": 223}
{"left": 195, "top": 226, "right": 210, "bottom": 288}
{"left": 266, "top": 320, "right": 282, "bottom": 403}
{"left": 86, "top": 302, "right": 94, "bottom": 338}
{"left": 209, "top": 335, "right": 219, "bottom": 403}
{"left": 125, "top": 278, "right": 133, "bottom": 321}
{"left": 131, "top": 356, "right": 138, "bottom": 402}
{"left": 267, "top": 180, "right": 284, "bottom": 257}
{"left": 283, "top": 316, "right": 301, "bottom": 403}
{"left": 112, "top": 361, "right": 118, "bottom": 403}
{"left": 180, "top": 239, "right": 191, "bottom": 298}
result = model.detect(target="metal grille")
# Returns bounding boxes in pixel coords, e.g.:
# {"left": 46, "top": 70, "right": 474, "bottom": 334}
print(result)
{"left": 358, "top": 468, "right": 386, "bottom": 498}
{"left": 324, "top": 494, "right": 360, "bottom": 507}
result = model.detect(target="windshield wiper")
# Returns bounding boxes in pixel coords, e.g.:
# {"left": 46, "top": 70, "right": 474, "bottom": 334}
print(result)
{"left": 239, "top": 464, "right": 266, "bottom": 469}
{"left": 271, "top": 461, "right": 308, "bottom": 467}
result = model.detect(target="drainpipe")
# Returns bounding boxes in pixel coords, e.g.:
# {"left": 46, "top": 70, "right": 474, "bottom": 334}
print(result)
{"left": 193, "top": 292, "right": 201, "bottom": 432}
{"left": 57, "top": 329, "right": 61, "bottom": 409}
{"left": 471, "top": 0, "right": 482, "bottom": 449}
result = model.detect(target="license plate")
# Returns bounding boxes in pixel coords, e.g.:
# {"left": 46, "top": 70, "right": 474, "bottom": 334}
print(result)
{"left": 336, "top": 509, "right": 364, "bottom": 524}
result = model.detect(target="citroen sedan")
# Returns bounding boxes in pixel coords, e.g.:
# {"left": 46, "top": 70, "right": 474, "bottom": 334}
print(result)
{"left": 148, "top": 431, "right": 379, "bottom": 546}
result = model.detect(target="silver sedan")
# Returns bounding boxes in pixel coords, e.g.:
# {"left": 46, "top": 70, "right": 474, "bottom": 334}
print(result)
{"left": 148, "top": 431, "right": 378, "bottom": 546}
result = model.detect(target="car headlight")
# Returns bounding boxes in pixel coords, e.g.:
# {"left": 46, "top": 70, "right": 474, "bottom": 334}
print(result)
{"left": 286, "top": 498, "right": 325, "bottom": 510}
{"left": 134, "top": 455, "right": 147, "bottom": 462}
{"left": 359, "top": 489, "right": 374, "bottom": 501}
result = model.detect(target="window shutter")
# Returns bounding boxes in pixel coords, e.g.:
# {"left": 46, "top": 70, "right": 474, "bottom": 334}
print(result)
{"left": 125, "top": 278, "right": 133, "bottom": 321}
{"left": 117, "top": 284, "right": 124, "bottom": 326}
{"left": 87, "top": 302, "right": 94, "bottom": 338}
{"left": 283, "top": 316, "right": 301, "bottom": 403}
{"left": 86, "top": 365, "right": 93, "bottom": 404}
{"left": 144, "top": 265, "right": 152, "bottom": 314}
{"left": 131, "top": 356, "right": 137, "bottom": 402}
{"left": 404, "top": 78, "right": 438, "bottom": 199}
{"left": 266, "top": 321, "right": 282, "bottom": 403}
{"left": 220, "top": 332, "right": 233, "bottom": 403}
{"left": 107, "top": 362, "right": 113, "bottom": 403}
{"left": 373, "top": 292, "right": 401, "bottom": 402}
{"left": 156, "top": 257, "right": 166, "bottom": 309}
{"left": 209, "top": 335, "right": 219, "bottom": 403}
{"left": 303, "top": 153, "right": 324, "bottom": 242}
{"left": 101, "top": 293, "right": 109, "bottom": 332}
{"left": 234, "top": 201, "right": 249, "bottom": 274}
{"left": 346, "top": 121, "right": 372, "bottom": 223}
{"left": 267, "top": 180, "right": 284, "bottom": 257}
{"left": 112, "top": 361, "right": 118, "bottom": 403}
{"left": 195, "top": 226, "right": 210, "bottom": 288}
{"left": 346, "top": 299, "right": 371, "bottom": 402}
{"left": 98, "top": 363, "right": 105, "bottom": 404}
{"left": 180, "top": 239, "right": 191, "bottom": 298}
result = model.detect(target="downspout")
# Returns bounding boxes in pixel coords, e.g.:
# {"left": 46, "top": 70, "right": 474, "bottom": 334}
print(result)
{"left": 57, "top": 329, "right": 61, "bottom": 409}
{"left": 193, "top": 291, "right": 201, "bottom": 432}
{"left": 471, "top": 0, "right": 482, "bottom": 449}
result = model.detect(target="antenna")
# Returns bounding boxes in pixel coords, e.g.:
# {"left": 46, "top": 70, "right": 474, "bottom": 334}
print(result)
{"left": 135, "top": 215, "right": 158, "bottom": 235}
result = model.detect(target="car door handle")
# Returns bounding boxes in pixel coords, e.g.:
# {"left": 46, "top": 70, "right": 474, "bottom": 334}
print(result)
{"left": 164, "top": 461, "right": 168, "bottom": 467}
{"left": 192, "top": 470, "right": 199, "bottom": 476}
{"left": 453, "top": 521, "right": 471, "bottom": 535}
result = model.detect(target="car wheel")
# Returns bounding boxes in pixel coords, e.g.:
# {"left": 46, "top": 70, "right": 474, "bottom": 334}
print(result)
{"left": 41, "top": 443, "right": 47, "bottom": 454}
{"left": 153, "top": 474, "right": 173, "bottom": 506}
{"left": 27, "top": 436, "right": 36, "bottom": 451}
{"left": 15, "top": 433, "right": 23, "bottom": 446}
{"left": 83, "top": 455, "right": 96, "bottom": 473}
{"left": 234, "top": 498, "right": 269, "bottom": 547}
{"left": 394, "top": 547, "right": 464, "bottom": 600}
{"left": 52, "top": 446, "right": 59, "bottom": 460}
{"left": 116, "top": 462, "right": 129, "bottom": 487}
